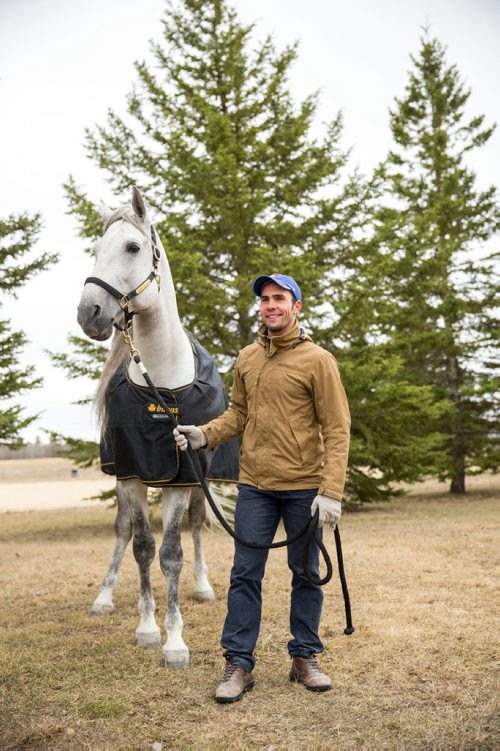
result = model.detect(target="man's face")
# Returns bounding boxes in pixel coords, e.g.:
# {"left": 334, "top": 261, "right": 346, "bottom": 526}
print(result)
{"left": 259, "top": 282, "right": 302, "bottom": 336}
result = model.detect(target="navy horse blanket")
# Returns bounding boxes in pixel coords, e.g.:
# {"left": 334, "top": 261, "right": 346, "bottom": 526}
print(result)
{"left": 100, "top": 337, "right": 239, "bottom": 487}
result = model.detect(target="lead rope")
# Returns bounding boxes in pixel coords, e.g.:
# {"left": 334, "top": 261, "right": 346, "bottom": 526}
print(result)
{"left": 129, "top": 344, "right": 354, "bottom": 635}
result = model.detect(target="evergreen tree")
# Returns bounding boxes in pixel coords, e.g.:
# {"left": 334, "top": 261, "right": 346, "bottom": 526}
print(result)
{"left": 0, "top": 212, "right": 57, "bottom": 446}
{"left": 310, "top": 191, "right": 449, "bottom": 503}
{"left": 57, "top": 0, "right": 366, "bottom": 479}
{"left": 65, "top": 0, "right": 364, "bottom": 363}
{"left": 49, "top": 335, "right": 108, "bottom": 404}
{"left": 375, "top": 34, "right": 500, "bottom": 492}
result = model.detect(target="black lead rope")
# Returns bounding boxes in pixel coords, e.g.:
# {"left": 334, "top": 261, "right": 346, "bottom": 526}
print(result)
{"left": 133, "top": 353, "right": 354, "bottom": 635}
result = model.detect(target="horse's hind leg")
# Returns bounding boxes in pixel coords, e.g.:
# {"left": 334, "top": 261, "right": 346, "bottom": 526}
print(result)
{"left": 160, "top": 487, "right": 191, "bottom": 668}
{"left": 91, "top": 483, "right": 132, "bottom": 616}
{"left": 189, "top": 487, "right": 215, "bottom": 602}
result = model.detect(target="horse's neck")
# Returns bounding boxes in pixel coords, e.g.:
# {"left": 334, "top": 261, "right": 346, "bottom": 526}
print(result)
{"left": 127, "top": 278, "right": 195, "bottom": 390}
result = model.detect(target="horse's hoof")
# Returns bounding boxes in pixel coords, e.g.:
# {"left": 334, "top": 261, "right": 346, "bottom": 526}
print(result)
{"left": 135, "top": 629, "right": 162, "bottom": 648}
{"left": 90, "top": 603, "right": 115, "bottom": 616}
{"left": 161, "top": 650, "right": 190, "bottom": 669}
{"left": 193, "top": 588, "right": 215, "bottom": 603}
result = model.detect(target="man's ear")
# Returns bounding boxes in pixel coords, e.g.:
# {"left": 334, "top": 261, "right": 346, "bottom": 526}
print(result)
{"left": 295, "top": 300, "right": 303, "bottom": 313}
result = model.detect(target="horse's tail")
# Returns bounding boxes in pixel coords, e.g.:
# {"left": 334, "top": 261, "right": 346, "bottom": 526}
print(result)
{"left": 189, "top": 482, "right": 235, "bottom": 531}
{"left": 95, "top": 329, "right": 128, "bottom": 435}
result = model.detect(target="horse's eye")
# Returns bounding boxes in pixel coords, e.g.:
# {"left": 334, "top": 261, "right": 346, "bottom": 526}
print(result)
{"left": 127, "top": 242, "right": 141, "bottom": 254}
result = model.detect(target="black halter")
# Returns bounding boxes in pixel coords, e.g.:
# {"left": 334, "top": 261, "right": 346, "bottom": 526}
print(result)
{"left": 84, "top": 224, "right": 161, "bottom": 329}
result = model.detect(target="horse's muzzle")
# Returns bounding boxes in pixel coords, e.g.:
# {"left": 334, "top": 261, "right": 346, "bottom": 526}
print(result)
{"left": 77, "top": 300, "right": 115, "bottom": 341}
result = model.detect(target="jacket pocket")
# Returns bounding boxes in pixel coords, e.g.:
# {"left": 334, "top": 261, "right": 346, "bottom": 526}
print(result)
{"left": 287, "top": 416, "right": 317, "bottom": 467}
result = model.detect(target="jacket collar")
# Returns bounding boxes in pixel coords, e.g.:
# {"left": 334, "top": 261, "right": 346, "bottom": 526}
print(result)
{"left": 258, "top": 321, "right": 311, "bottom": 356}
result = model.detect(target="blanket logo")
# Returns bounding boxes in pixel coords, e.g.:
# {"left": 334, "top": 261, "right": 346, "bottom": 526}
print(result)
{"left": 147, "top": 403, "right": 180, "bottom": 415}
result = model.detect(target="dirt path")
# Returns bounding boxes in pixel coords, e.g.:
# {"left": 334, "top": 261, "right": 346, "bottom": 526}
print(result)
{"left": 0, "top": 457, "right": 115, "bottom": 512}
{"left": 0, "top": 479, "right": 115, "bottom": 511}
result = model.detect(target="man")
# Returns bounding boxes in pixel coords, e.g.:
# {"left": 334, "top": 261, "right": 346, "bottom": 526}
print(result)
{"left": 173, "top": 273, "right": 350, "bottom": 703}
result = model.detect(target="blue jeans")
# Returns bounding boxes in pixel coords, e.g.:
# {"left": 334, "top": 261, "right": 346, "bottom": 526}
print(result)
{"left": 221, "top": 484, "right": 324, "bottom": 672}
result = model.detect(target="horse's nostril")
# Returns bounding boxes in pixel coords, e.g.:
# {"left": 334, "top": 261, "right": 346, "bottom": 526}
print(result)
{"left": 93, "top": 304, "right": 102, "bottom": 319}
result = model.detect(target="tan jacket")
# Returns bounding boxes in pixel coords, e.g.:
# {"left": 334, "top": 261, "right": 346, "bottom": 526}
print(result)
{"left": 202, "top": 322, "right": 351, "bottom": 501}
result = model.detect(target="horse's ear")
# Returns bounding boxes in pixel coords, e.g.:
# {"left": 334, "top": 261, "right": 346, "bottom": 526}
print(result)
{"left": 98, "top": 200, "right": 112, "bottom": 220}
{"left": 131, "top": 186, "right": 147, "bottom": 220}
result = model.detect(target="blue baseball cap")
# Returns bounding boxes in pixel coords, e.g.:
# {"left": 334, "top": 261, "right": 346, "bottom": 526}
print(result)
{"left": 252, "top": 274, "right": 302, "bottom": 301}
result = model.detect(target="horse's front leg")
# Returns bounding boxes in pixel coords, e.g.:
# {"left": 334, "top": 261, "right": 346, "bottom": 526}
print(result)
{"left": 122, "top": 478, "right": 161, "bottom": 648}
{"left": 160, "top": 487, "right": 191, "bottom": 668}
{"left": 91, "top": 482, "right": 132, "bottom": 615}
{"left": 189, "top": 486, "right": 215, "bottom": 602}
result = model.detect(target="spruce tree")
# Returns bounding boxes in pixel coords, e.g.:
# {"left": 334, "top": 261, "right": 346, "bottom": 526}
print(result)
{"left": 56, "top": 0, "right": 366, "bottom": 481}
{"left": 310, "top": 187, "right": 449, "bottom": 504}
{"left": 0, "top": 212, "right": 57, "bottom": 446}
{"left": 65, "top": 0, "right": 364, "bottom": 362}
{"left": 376, "top": 34, "right": 500, "bottom": 492}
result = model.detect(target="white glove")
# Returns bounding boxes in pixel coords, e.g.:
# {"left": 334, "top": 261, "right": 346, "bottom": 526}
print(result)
{"left": 311, "top": 495, "right": 342, "bottom": 529}
{"left": 173, "top": 425, "right": 207, "bottom": 451}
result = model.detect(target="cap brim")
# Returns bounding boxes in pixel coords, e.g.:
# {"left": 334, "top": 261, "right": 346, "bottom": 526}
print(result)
{"left": 252, "top": 275, "right": 275, "bottom": 296}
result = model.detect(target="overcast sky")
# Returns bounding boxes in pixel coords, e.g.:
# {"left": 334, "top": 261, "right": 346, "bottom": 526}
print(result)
{"left": 1, "top": 0, "right": 499, "bottom": 444}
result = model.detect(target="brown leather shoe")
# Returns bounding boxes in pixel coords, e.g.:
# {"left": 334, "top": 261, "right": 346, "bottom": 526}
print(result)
{"left": 215, "top": 663, "right": 255, "bottom": 704}
{"left": 289, "top": 655, "right": 332, "bottom": 692}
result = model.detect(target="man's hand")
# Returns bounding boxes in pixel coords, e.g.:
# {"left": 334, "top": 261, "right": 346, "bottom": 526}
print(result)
{"left": 173, "top": 425, "right": 207, "bottom": 451}
{"left": 311, "top": 495, "right": 342, "bottom": 529}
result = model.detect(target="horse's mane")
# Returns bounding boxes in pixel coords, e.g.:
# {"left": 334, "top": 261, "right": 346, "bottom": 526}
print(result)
{"left": 104, "top": 204, "right": 150, "bottom": 234}
{"left": 95, "top": 203, "right": 149, "bottom": 435}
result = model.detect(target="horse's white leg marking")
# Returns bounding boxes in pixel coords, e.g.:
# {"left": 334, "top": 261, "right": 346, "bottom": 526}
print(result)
{"left": 121, "top": 479, "right": 161, "bottom": 648}
{"left": 160, "top": 487, "right": 191, "bottom": 668}
{"left": 189, "top": 487, "right": 215, "bottom": 602}
{"left": 91, "top": 483, "right": 132, "bottom": 615}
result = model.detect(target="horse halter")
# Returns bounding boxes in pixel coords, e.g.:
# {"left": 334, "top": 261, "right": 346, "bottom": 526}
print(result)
{"left": 84, "top": 223, "right": 162, "bottom": 331}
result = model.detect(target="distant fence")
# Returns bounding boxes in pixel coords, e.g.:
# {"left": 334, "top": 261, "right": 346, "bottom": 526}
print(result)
{"left": 0, "top": 443, "right": 66, "bottom": 460}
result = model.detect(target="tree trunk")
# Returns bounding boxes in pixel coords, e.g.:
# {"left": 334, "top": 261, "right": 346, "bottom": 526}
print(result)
{"left": 449, "top": 464, "right": 465, "bottom": 494}
{"left": 237, "top": 306, "right": 255, "bottom": 348}
{"left": 447, "top": 354, "right": 466, "bottom": 494}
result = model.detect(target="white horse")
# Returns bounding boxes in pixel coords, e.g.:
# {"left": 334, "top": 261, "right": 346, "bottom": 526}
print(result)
{"left": 77, "top": 186, "right": 228, "bottom": 668}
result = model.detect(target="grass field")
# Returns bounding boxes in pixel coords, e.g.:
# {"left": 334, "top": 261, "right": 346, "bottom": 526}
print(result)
{"left": 0, "top": 473, "right": 498, "bottom": 750}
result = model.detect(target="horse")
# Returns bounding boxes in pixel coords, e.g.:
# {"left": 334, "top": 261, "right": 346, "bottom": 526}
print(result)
{"left": 76, "top": 186, "right": 238, "bottom": 668}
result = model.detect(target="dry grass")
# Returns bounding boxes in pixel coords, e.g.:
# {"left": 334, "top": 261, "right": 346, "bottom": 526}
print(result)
{"left": 0, "top": 475, "right": 499, "bottom": 750}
